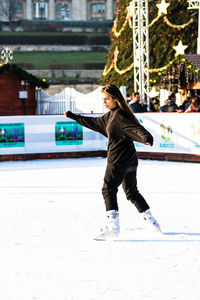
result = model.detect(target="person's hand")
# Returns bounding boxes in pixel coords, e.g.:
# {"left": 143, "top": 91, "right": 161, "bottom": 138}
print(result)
{"left": 145, "top": 142, "right": 152, "bottom": 146}
{"left": 64, "top": 111, "right": 68, "bottom": 118}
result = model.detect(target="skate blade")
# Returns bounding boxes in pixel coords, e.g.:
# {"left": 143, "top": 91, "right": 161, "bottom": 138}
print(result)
{"left": 94, "top": 233, "right": 119, "bottom": 241}
{"left": 94, "top": 237, "right": 119, "bottom": 241}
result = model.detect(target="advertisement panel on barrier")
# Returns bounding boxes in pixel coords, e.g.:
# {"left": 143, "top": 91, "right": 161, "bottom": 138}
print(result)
{"left": 55, "top": 121, "right": 83, "bottom": 146}
{"left": 158, "top": 121, "right": 176, "bottom": 150}
{"left": 134, "top": 114, "right": 200, "bottom": 155}
{"left": 0, "top": 123, "right": 25, "bottom": 148}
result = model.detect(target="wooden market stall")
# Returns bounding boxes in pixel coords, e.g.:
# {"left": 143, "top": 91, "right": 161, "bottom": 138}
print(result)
{"left": 158, "top": 54, "right": 200, "bottom": 103}
{"left": 0, "top": 63, "right": 49, "bottom": 116}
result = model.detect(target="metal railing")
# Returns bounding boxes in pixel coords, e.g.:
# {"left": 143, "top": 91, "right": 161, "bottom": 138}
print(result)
{"left": 36, "top": 86, "right": 106, "bottom": 115}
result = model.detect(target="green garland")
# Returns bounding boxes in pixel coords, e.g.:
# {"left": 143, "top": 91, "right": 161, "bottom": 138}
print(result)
{"left": 0, "top": 63, "right": 49, "bottom": 89}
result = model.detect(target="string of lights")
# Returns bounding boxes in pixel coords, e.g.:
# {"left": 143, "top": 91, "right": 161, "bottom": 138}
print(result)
{"left": 104, "top": 0, "right": 195, "bottom": 78}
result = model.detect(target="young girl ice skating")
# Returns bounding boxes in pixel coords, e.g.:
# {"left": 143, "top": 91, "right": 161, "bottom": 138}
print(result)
{"left": 64, "top": 84, "right": 160, "bottom": 239}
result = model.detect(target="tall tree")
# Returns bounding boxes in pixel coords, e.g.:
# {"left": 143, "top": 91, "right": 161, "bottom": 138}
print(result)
{"left": 0, "top": 0, "right": 18, "bottom": 23}
{"left": 100, "top": 0, "right": 198, "bottom": 94}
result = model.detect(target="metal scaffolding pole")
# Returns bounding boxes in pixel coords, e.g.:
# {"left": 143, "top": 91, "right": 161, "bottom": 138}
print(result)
{"left": 132, "top": 0, "right": 150, "bottom": 109}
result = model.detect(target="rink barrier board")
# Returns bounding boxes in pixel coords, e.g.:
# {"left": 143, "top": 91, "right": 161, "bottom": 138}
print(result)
{"left": 0, "top": 151, "right": 199, "bottom": 162}
{"left": 0, "top": 150, "right": 107, "bottom": 162}
{"left": 0, "top": 114, "right": 200, "bottom": 162}
{"left": 137, "top": 151, "right": 200, "bottom": 163}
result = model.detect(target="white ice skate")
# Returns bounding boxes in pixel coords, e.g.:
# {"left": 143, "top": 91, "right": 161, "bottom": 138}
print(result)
{"left": 94, "top": 210, "right": 120, "bottom": 241}
{"left": 143, "top": 209, "right": 161, "bottom": 232}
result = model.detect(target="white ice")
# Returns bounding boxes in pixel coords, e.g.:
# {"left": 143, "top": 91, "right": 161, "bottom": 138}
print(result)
{"left": 0, "top": 157, "right": 200, "bottom": 300}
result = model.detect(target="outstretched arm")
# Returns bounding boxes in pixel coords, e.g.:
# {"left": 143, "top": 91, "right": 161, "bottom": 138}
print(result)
{"left": 122, "top": 116, "right": 154, "bottom": 146}
{"left": 64, "top": 111, "right": 108, "bottom": 137}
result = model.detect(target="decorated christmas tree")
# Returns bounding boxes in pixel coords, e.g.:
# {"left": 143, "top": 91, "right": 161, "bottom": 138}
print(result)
{"left": 100, "top": 0, "right": 198, "bottom": 94}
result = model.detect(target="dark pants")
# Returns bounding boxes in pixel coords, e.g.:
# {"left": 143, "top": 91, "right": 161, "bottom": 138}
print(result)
{"left": 102, "top": 164, "right": 150, "bottom": 213}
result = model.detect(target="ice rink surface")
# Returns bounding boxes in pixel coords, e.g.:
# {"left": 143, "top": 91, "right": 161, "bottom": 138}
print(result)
{"left": 0, "top": 157, "right": 200, "bottom": 300}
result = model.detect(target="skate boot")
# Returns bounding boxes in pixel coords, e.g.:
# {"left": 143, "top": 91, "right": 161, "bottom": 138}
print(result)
{"left": 94, "top": 210, "right": 120, "bottom": 240}
{"left": 143, "top": 209, "right": 161, "bottom": 232}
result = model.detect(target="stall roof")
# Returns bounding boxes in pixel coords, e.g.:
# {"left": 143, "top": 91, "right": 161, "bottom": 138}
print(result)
{"left": 184, "top": 54, "right": 200, "bottom": 70}
{"left": 0, "top": 63, "right": 49, "bottom": 89}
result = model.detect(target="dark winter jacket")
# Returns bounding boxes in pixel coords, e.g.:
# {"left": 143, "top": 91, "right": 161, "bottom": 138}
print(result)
{"left": 67, "top": 107, "right": 153, "bottom": 167}
{"left": 129, "top": 102, "right": 144, "bottom": 113}
{"left": 160, "top": 100, "right": 179, "bottom": 112}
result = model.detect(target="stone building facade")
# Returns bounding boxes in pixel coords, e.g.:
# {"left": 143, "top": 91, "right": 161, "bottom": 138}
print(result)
{"left": 0, "top": 0, "right": 116, "bottom": 21}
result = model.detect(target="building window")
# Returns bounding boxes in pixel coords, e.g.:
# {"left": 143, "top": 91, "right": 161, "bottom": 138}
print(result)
{"left": 33, "top": 1, "right": 48, "bottom": 19}
{"left": 14, "top": 2, "right": 23, "bottom": 13}
{"left": 56, "top": 3, "right": 70, "bottom": 20}
{"left": 90, "top": 3, "right": 105, "bottom": 13}
{"left": 13, "top": 2, "right": 24, "bottom": 20}
{"left": 90, "top": 3, "right": 105, "bottom": 20}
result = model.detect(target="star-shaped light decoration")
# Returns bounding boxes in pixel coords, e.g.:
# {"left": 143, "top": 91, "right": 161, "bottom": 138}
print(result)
{"left": 173, "top": 40, "right": 188, "bottom": 55}
{"left": 156, "top": 0, "right": 170, "bottom": 16}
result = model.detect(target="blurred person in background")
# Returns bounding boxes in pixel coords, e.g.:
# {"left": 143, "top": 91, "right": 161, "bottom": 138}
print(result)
{"left": 160, "top": 93, "right": 179, "bottom": 112}
{"left": 178, "top": 97, "right": 190, "bottom": 112}
{"left": 185, "top": 96, "right": 200, "bottom": 113}
{"left": 151, "top": 97, "right": 160, "bottom": 112}
{"left": 129, "top": 92, "right": 144, "bottom": 113}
